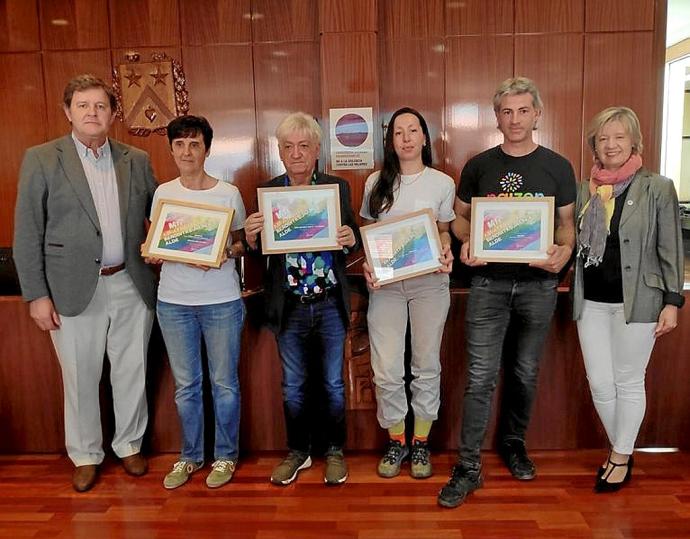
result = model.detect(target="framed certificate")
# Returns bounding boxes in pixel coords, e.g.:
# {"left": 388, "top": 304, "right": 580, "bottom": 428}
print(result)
{"left": 469, "top": 196, "right": 555, "bottom": 263}
{"left": 361, "top": 209, "right": 442, "bottom": 286}
{"left": 258, "top": 184, "right": 342, "bottom": 254}
{"left": 141, "top": 199, "right": 234, "bottom": 268}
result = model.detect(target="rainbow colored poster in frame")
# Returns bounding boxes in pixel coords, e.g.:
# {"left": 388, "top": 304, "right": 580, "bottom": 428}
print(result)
{"left": 258, "top": 184, "right": 341, "bottom": 254}
{"left": 469, "top": 196, "right": 554, "bottom": 263}
{"left": 361, "top": 209, "right": 442, "bottom": 286}
{"left": 142, "top": 199, "right": 233, "bottom": 268}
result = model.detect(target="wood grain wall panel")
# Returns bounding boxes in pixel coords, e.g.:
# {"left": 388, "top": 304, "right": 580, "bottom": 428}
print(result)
{"left": 320, "top": 32, "right": 379, "bottom": 212}
{"left": 0, "top": 299, "right": 63, "bottom": 452}
{"left": 0, "top": 54, "right": 47, "bottom": 246}
{"left": 253, "top": 42, "right": 321, "bottom": 182}
{"left": 319, "top": 0, "right": 376, "bottom": 33}
{"left": 252, "top": 0, "right": 318, "bottom": 42}
{"left": 180, "top": 0, "right": 251, "bottom": 45}
{"left": 110, "top": 46, "right": 183, "bottom": 183}
{"left": 0, "top": 0, "right": 40, "bottom": 52}
{"left": 109, "top": 0, "right": 180, "bottom": 48}
{"left": 586, "top": 0, "right": 655, "bottom": 32}
{"left": 445, "top": 0, "right": 513, "bottom": 36}
{"left": 515, "top": 34, "right": 584, "bottom": 179}
{"left": 444, "top": 36, "right": 513, "bottom": 181}
{"left": 583, "top": 32, "right": 656, "bottom": 174}
{"left": 379, "top": 0, "right": 444, "bottom": 40}
{"left": 42, "top": 50, "right": 113, "bottom": 140}
{"left": 379, "top": 38, "right": 445, "bottom": 173}
{"left": 181, "top": 45, "right": 257, "bottom": 205}
{"left": 515, "top": 0, "right": 584, "bottom": 34}
{"left": 39, "top": 0, "right": 110, "bottom": 50}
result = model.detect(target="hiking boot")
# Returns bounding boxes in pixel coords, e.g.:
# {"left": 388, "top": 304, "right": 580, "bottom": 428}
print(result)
{"left": 206, "top": 459, "right": 236, "bottom": 488}
{"left": 270, "top": 450, "right": 312, "bottom": 485}
{"left": 324, "top": 446, "right": 348, "bottom": 485}
{"left": 163, "top": 460, "right": 203, "bottom": 490}
{"left": 437, "top": 464, "right": 483, "bottom": 508}
{"left": 377, "top": 440, "right": 409, "bottom": 478}
{"left": 410, "top": 439, "right": 432, "bottom": 479}
{"left": 499, "top": 440, "right": 536, "bottom": 480}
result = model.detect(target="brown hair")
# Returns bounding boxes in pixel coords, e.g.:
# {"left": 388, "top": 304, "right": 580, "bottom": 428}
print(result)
{"left": 63, "top": 74, "right": 117, "bottom": 110}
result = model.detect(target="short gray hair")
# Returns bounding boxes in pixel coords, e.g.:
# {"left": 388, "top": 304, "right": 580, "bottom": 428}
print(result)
{"left": 275, "top": 112, "right": 322, "bottom": 144}
{"left": 586, "top": 106, "right": 643, "bottom": 156}
{"left": 492, "top": 77, "right": 543, "bottom": 112}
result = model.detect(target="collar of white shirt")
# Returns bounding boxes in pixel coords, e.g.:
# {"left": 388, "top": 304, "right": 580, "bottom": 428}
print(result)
{"left": 71, "top": 133, "right": 110, "bottom": 160}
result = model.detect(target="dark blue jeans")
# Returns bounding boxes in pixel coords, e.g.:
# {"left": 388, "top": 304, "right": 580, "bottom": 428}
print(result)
{"left": 276, "top": 295, "right": 346, "bottom": 453}
{"left": 459, "top": 275, "right": 558, "bottom": 468}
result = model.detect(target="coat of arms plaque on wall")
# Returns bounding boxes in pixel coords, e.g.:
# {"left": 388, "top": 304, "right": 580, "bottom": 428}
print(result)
{"left": 113, "top": 52, "right": 189, "bottom": 136}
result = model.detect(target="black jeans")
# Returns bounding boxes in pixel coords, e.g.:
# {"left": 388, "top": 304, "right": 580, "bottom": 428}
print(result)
{"left": 459, "top": 275, "right": 558, "bottom": 468}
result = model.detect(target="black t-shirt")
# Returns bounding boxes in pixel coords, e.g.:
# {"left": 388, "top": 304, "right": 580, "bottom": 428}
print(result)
{"left": 457, "top": 145, "right": 577, "bottom": 281}
{"left": 582, "top": 182, "right": 632, "bottom": 303}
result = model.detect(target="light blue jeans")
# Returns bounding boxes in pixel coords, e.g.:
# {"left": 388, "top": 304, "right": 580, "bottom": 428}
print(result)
{"left": 157, "top": 299, "right": 245, "bottom": 462}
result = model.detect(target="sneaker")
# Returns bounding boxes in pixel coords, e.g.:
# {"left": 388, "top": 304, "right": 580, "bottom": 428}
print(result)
{"left": 270, "top": 450, "right": 312, "bottom": 485}
{"left": 324, "top": 447, "right": 348, "bottom": 485}
{"left": 499, "top": 440, "right": 536, "bottom": 480}
{"left": 163, "top": 460, "right": 203, "bottom": 490}
{"left": 437, "top": 464, "right": 483, "bottom": 508}
{"left": 206, "top": 459, "right": 236, "bottom": 488}
{"left": 377, "top": 440, "right": 409, "bottom": 478}
{"left": 410, "top": 439, "right": 432, "bottom": 479}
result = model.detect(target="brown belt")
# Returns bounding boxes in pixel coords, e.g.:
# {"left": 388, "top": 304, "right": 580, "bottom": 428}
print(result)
{"left": 99, "top": 262, "right": 126, "bottom": 276}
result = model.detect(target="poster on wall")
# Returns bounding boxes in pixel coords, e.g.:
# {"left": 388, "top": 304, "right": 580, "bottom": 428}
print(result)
{"left": 329, "top": 107, "right": 374, "bottom": 170}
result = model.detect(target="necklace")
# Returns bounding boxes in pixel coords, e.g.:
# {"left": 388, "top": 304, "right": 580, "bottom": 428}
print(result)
{"left": 399, "top": 166, "right": 426, "bottom": 185}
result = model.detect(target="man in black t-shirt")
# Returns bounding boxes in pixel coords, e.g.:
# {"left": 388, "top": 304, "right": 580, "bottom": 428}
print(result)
{"left": 438, "top": 77, "right": 577, "bottom": 509}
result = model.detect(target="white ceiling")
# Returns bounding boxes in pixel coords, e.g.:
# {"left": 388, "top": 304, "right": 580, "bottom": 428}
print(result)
{"left": 667, "top": 0, "right": 690, "bottom": 47}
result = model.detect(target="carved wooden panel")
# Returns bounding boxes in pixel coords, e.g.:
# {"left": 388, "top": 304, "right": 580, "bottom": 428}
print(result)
{"left": 39, "top": 0, "right": 109, "bottom": 50}
{"left": 180, "top": 0, "right": 251, "bottom": 45}
{"left": 0, "top": 0, "right": 40, "bottom": 52}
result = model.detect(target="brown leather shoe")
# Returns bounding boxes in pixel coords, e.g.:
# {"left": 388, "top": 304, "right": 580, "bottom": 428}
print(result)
{"left": 121, "top": 453, "right": 148, "bottom": 476}
{"left": 72, "top": 465, "right": 97, "bottom": 492}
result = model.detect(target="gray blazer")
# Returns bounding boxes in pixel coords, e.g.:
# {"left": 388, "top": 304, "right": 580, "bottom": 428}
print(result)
{"left": 572, "top": 169, "right": 685, "bottom": 323}
{"left": 13, "top": 135, "right": 158, "bottom": 316}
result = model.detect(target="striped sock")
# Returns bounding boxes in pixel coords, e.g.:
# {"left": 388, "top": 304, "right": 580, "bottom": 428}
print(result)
{"left": 388, "top": 421, "right": 405, "bottom": 445}
{"left": 413, "top": 418, "right": 433, "bottom": 443}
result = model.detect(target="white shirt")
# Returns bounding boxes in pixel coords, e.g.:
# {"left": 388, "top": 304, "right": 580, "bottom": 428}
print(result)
{"left": 71, "top": 134, "right": 124, "bottom": 267}
{"left": 153, "top": 178, "right": 247, "bottom": 306}
{"left": 360, "top": 166, "right": 456, "bottom": 222}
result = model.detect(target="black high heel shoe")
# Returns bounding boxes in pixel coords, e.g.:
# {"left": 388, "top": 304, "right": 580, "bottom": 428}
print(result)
{"left": 594, "top": 455, "right": 633, "bottom": 493}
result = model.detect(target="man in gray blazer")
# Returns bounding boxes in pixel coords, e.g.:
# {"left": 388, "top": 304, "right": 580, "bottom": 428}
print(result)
{"left": 13, "top": 74, "right": 158, "bottom": 492}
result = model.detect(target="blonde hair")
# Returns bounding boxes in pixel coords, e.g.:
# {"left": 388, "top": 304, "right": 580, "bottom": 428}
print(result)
{"left": 586, "top": 106, "right": 643, "bottom": 156}
{"left": 492, "top": 76, "right": 543, "bottom": 112}
{"left": 275, "top": 112, "right": 322, "bottom": 144}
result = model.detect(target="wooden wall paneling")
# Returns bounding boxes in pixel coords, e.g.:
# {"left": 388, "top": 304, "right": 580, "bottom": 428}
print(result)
{"left": 180, "top": 0, "right": 251, "bottom": 45}
{"left": 585, "top": 0, "right": 654, "bottom": 32}
{"left": 319, "top": 0, "right": 376, "bottom": 33}
{"left": 0, "top": 54, "right": 47, "bottom": 246}
{"left": 582, "top": 32, "right": 656, "bottom": 175}
{"left": 181, "top": 44, "right": 257, "bottom": 205}
{"left": 379, "top": 38, "right": 445, "bottom": 173}
{"left": 110, "top": 46, "right": 183, "bottom": 184}
{"left": 108, "top": 0, "right": 180, "bottom": 48}
{"left": 42, "top": 50, "right": 113, "bottom": 140}
{"left": 378, "top": 0, "right": 444, "bottom": 40}
{"left": 39, "top": 0, "right": 110, "bottom": 50}
{"left": 651, "top": 0, "right": 667, "bottom": 174}
{"left": 252, "top": 0, "right": 318, "bottom": 42}
{"left": 320, "top": 32, "right": 379, "bottom": 214}
{"left": 444, "top": 35, "right": 513, "bottom": 181}
{"left": 515, "top": 34, "right": 584, "bottom": 180}
{"left": 445, "top": 0, "right": 513, "bottom": 37}
{"left": 253, "top": 41, "right": 321, "bottom": 183}
{"left": 0, "top": 299, "right": 63, "bottom": 452}
{"left": 515, "top": 0, "right": 584, "bottom": 34}
{"left": 0, "top": 0, "right": 40, "bottom": 52}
